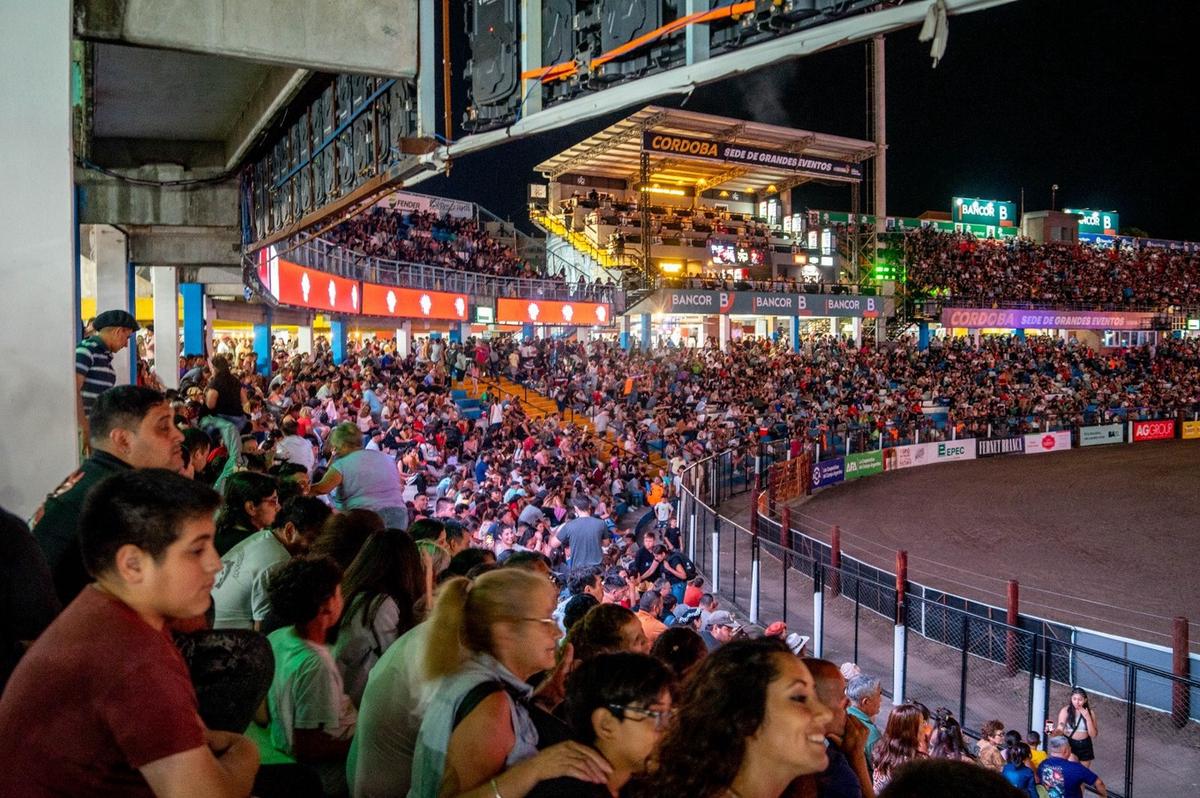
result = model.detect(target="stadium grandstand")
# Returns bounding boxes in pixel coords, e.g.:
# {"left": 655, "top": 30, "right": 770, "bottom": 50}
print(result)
{"left": 5, "top": 2, "right": 1199, "bottom": 798}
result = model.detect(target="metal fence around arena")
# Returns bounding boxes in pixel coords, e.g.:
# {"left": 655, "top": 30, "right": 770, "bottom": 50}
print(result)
{"left": 678, "top": 445, "right": 1200, "bottom": 798}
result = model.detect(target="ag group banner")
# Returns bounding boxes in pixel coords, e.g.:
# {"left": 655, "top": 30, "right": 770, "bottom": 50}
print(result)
{"left": 361, "top": 282, "right": 469, "bottom": 321}
{"left": 496, "top": 298, "right": 613, "bottom": 326}
{"left": 1131, "top": 419, "right": 1175, "bottom": 442}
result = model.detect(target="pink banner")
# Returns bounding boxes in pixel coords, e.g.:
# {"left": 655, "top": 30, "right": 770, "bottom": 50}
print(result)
{"left": 940, "top": 307, "right": 1157, "bottom": 330}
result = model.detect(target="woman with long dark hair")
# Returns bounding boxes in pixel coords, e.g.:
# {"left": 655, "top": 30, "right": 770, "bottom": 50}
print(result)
{"left": 927, "top": 710, "right": 974, "bottom": 762}
{"left": 871, "top": 703, "right": 928, "bottom": 793}
{"left": 213, "top": 471, "right": 279, "bottom": 555}
{"left": 1055, "top": 686, "right": 1098, "bottom": 768}
{"left": 628, "top": 637, "right": 832, "bottom": 798}
{"left": 332, "top": 528, "right": 426, "bottom": 706}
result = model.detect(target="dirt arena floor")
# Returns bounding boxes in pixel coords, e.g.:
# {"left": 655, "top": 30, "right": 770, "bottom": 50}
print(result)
{"left": 791, "top": 439, "right": 1200, "bottom": 650}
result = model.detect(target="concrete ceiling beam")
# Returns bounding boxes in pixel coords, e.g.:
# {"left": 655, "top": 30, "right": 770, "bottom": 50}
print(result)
{"left": 76, "top": 0, "right": 419, "bottom": 77}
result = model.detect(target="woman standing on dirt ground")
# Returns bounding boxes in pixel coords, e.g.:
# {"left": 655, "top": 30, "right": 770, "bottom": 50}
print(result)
{"left": 1055, "top": 687, "right": 1098, "bottom": 768}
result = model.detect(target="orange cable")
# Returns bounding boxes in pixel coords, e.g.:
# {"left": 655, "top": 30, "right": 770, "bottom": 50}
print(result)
{"left": 520, "top": 1, "right": 755, "bottom": 83}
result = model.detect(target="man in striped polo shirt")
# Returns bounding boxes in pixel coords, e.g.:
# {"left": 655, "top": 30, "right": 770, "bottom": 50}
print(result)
{"left": 76, "top": 309, "right": 138, "bottom": 444}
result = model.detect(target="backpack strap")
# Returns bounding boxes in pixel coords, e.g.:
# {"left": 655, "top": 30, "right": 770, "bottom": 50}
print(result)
{"left": 452, "top": 681, "right": 508, "bottom": 731}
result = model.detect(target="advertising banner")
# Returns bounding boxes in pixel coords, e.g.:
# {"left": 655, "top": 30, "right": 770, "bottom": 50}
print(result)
{"left": 940, "top": 307, "right": 1157, "bottom": 331}
{"left": 811, "top": 458, "right": 846, "bottom": 489}
{"left": 642, "top": 132, "right": 864, "bottom": 180}
{"left": 952, "top": 196, "right": 1017, "bottom": 227}
{"left": 884, "top": 440, "right": 977, "bottom": 471}
{"left": 650, "top": 289, "right": 880, "bottom": 318}
{"left": 1022, "top": 430, "right": 1072, "bottom": 454}
{"left": 1079, "top": 423, "right": 1124, "bottom": 447}
{"left": 977, "top": 436, "right": 1026, "bottom": 457}
{"left": 1064, "top": 208, "right": 1120, "bottom": 236}
{"left": 843, "top": 451, "right": 883, "bottom": 480}
{"left": 496, "top": 298, "right": 612, "bottom": 326}
{"left": 361, "top": 282, "right": 468, "bottom": 321}
{"left": 262, "top": 251, "right": 362, "bottom": 314}
{"left": 1131, "top": 419, "right": 1176, "bottom": 442}
{"left": 1183, "top": 420, "right": 1200, "bottom": 440}
{"left": 374, "top": 190, "right": 474, "bottom": 220}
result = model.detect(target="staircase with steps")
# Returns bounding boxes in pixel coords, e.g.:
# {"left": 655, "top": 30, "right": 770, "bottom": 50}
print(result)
{"left": 452, "top": 375, "right": 669, "bottom": 474}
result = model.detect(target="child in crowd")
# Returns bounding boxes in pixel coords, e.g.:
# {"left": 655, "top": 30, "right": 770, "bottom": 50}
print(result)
{"left": 264, "top": 556, "right": 357, "bottom": 797}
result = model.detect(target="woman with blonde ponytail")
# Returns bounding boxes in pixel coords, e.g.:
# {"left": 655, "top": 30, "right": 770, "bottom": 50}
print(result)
{"left": 410, "top": 568, "right": 612, "bottom": 798}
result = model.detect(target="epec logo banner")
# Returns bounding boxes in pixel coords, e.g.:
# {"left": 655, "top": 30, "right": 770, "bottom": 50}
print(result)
{"left": 1131, "top": 419, "right": 1176, "bottom": 442}
{"left": 1080, "top": 423, "right": 1124, "bottom": 446}
{"left": 977, "top": 436, "right": 1025, "bottom": 457}
{"left": 888, "top": 439, "right": 977, "bottom": 470}
{"left": 1022, "top": 430, "right": 1072, "bottom": 454}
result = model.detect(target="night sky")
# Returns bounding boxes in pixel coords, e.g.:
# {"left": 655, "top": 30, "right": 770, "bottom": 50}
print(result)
{"left": 415, "top": 0, "right": 1199, "bottom": 241}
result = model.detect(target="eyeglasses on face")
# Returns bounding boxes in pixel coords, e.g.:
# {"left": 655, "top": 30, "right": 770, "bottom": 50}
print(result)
{"left": 515, "top": 616, "right": 560, "bottom": 630}
{"left": 607, "top": 704, "right": 676, "bottom": 730}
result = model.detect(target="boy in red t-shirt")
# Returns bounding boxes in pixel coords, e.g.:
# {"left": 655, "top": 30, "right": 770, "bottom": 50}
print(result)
{"left": 0, "top": 469, "right": 259, "bottom": 798}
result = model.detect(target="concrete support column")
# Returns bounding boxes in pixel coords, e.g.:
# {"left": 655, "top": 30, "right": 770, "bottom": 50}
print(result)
{"left": 972, "top": 329, "right": 981, "bottom": 347}
{"left": 718, "top": 315, "right": 731, "bottom": 350}
{"left": 754, "top": 317, "right": 768, "bottom": 339}
{"left": 151, "top": 267, "right": 180, "bottom": 389}
{"left": 521, "top": 323, "right": 535, "bottom": 341}
{"left": 396, "top": 321, "right": 412, "bottom": 358}
{"left": 917, "top": 321, "right": 931, "bottom": 351}
{"left": 448, "top": 324, "right": 462, "bottom": 344}
{"left": 180, "top": 282, "right": 206, "bottom": 356}
{"left": 0, "top": 0, "right": 76, "bottom": 516}
{"left": 459, "top": 321, "right": 472, "bottom": 343}
{"left": 851, "top": 316, "right": 863, "bottom": 348}
{"left": 696, "top": 320, "right": 707, "bottom": 348}
{"left": 330, "top": 320, "right": 348, "bottom": 365}
{"left": 297, "top": 325, "right": 314, "bottom": 355}
{"left": 640, "top": 313, "right": 651, "bottom": 352}
{"left": 620, "top": 316, "right": 631, "bottom": 351}
{"left": 91, "top": 225, "right": 134, "bottom": 385}
{"left": 253, "top": 322, "right": 271, "bottom": 376}
{"left": 791, "top": 315, "right": 802, "bottom": 353}
{"left": 1012, "top": 328, "right": 1026, "bottom": 341}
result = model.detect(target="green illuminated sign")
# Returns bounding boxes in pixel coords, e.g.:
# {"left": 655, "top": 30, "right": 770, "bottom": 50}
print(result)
{"left": 1064, "top": 208, "right": 1120, "bottom": 236}
{"left": 952, "top": 196, "right": 1017, "bottom": 227}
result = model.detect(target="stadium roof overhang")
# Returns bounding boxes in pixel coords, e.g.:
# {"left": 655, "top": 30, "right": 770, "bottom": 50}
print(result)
{"left": 533, "top": 106, "right": 877, "bottom": 196}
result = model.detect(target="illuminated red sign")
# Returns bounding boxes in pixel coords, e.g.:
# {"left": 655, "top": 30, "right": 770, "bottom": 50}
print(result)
{"left": 259, "top": 249, "right": 361, "bottom": 314}
{"left": 361, "top": 282, "right": 469, "bottom": 321}
{"left": 496, "top": 298, "right": 612, "bottom": 326}
{"left": 1131, "top": 419, "right": 1175, "bottom": 442}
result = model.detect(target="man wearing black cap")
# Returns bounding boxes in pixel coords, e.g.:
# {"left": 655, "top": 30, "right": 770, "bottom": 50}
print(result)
{"left": 76, "top": 309, "right": 138, "bottom": 444}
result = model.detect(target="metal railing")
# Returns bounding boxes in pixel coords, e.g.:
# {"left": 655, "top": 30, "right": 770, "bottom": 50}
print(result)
{"left": 911, "top": 294, "right": 1199, "bottom": 318}
{"left": 677, "top": 443, "right": 1200, "bottom": 798}
{"left": 286, "top": 237, "right": 626, "bottom": 307}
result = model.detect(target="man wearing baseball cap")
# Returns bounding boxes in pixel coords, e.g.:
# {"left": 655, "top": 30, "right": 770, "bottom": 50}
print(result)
{"left": 76, "top": 309, "right": 139, "bottom": 445}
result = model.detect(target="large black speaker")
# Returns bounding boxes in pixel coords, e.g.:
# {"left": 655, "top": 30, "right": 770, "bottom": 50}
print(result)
{"left": 463, "top": 0, "right": 521, "bottom": 131}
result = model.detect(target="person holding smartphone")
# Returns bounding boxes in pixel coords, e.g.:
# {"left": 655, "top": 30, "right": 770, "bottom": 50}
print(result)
{"left": 1054, "top": 687, "right": 1098, "bottom": 768}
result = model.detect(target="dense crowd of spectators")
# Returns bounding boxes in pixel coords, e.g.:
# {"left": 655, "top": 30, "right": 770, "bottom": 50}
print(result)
{"left": 902, "top": 227, "right": 1200, "bottom": 309}
{"left": 326, "top": 208, "right": 535, "bottom": 279}
{"left": 494, "top": 333, "right": 1200, "bottom": 457}
{"left": 3, "top": 315, "right": 1184, "bottom": 796}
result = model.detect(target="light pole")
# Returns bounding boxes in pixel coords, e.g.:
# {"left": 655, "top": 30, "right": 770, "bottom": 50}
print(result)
{"left": 1051, "top": 184, "right": 1059, "bottom": 211}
